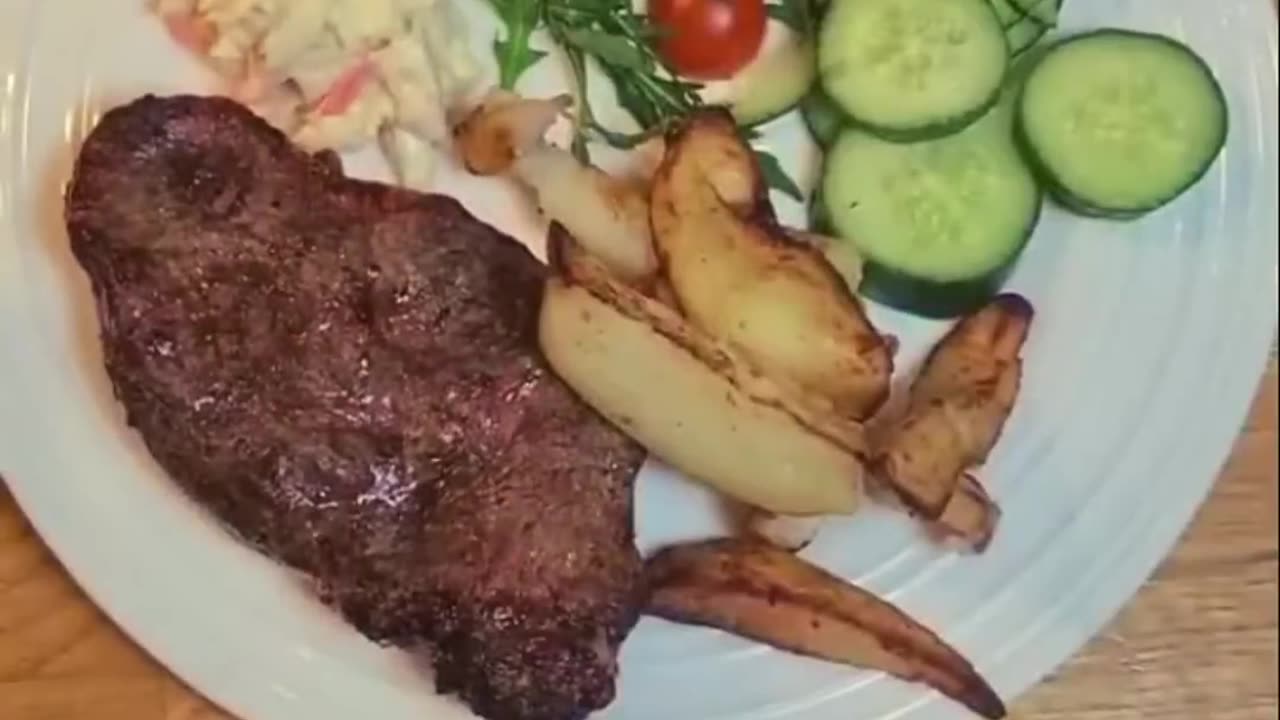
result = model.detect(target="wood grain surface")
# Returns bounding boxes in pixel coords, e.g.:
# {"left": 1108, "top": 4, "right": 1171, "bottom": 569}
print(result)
{"left": 0, "top": 364, "right": 1274, "bottom": 719}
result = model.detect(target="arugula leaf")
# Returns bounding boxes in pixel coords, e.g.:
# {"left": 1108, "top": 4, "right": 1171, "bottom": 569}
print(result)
{"left": 486, "top": 0, "right": 546, "bottom": 89}
{"left": 545, "top": 0, "right": 701, "bottom": 149}
{"left": 741, "top": 126, "right": 804, "bottom": 203}
{"left": 560, "top": 27, "right": 652, "bottom": 72}
{"left": 754, "top": 149, "right": 804, "bottom": 202}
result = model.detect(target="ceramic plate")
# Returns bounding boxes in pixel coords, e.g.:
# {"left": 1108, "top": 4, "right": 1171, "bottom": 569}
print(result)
{"left": 1, "top": 0, "right": 1276, "bottom": 718}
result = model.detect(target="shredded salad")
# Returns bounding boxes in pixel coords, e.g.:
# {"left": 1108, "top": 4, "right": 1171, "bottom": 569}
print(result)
{"left": 153, "top": 0, "right": 479, "bottom": 189}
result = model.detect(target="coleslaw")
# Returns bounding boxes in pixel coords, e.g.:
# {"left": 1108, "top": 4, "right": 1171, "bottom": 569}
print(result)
{"left": 152, "top": 0, "right": 479, "bottom": 189}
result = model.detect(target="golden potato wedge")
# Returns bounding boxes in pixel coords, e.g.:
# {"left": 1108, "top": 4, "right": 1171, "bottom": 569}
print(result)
{"left": 929, "top": 474, "right": 1001, "bottom": 553}
{"left": 540, "top": 226, "right": 867, "bottom": 515}
{"left": 651, "top": 109, "right": 892, "bottom": 421}
{"left": 785, "top": 228, "right": 865, "bottom": 295}
{"left": 646, "top": 539, "right": 1006, "bottom": 719}
{"left": 863, "top": 471, "right": 1000, "bottom": 554}
{"left": 875, "top": 294, "right": 1033, "bottom": 519}
{"left": 453, "top": 92, "right": 571, "bottom": 175}
{"left": 742, "top": 509, "right": 823, "bottom": 552}
{"left": 513, "top": 145, "right": 658, "bottom": 285}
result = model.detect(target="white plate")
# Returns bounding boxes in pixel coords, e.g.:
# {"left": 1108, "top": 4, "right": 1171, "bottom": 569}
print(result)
{"left": 0, "top": 1, "right": 1276, "bottom": 719}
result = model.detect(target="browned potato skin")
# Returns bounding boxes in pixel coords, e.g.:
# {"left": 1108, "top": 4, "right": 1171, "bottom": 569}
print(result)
{"left": 929, "top": 474, "right": 1001, "bottom": 553}
{"left": 875, "top": 294, "right": 1034, "bottom": 521}
{"left": 541, "top": 226, "right": 869, "bottom": 514}
{"left": 645, "top": 539, "right": 1007, "bottom": 719}
{"left": 650, "top": 109, "right": 892, "bottom": 421}
{"left": 453, "top": 93, "right": 571, "bottom": 175}
{"left": 513, "top": 146, "right": 660, "bottom": 286}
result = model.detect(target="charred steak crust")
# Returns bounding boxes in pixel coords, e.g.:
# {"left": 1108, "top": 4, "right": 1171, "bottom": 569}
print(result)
{"left": 65, "top": 95, "right": 646, "bottom": 720}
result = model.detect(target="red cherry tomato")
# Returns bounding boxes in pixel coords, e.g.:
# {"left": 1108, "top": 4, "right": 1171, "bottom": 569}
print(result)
{"left": 649, "top": 0, "right": 767, "bottom": 79}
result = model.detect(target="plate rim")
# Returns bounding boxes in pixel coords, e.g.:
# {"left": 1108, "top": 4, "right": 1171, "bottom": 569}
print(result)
{"left": 1, "top": 1, "right": 1277, "bottom": 719}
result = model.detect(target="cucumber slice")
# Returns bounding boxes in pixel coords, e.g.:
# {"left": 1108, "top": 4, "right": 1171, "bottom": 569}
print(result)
{"left": 988, "top": 0, "right": 1025, "bottom": 27}
{"left": 1004, "top": 0, "right": 1060, "bottom": 56}
{"left": 800, "top": 89, "right": 845, "bottom": 148}
{"left": 1018, "top": 30, "right": 1228, "bottom": 217}
{"left": 702, "top": 20, "right": 816, "bottom": 127}
{"left": 1005, "top": 14, "right": 1048, "bottom": 56}
{"left": 823, "top": 100, "right": 1040, "bottom": 317}
{"left": 1010, "top": 0, "right": 1059, "bottom": 26}
{"left": 818, "top": 0, "right": 1009, "bottom": 140}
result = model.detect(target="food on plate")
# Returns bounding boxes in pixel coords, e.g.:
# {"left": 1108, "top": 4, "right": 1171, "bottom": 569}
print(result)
{"left": 806, "top": 0, "right": 1229, "bottom": 317}
{"left": 485, "top": 0, "right": 703, "bottom": 139}
{"left": 874, "top": 294, "right": 1033, "bottom": 520}
{"left": 998, "top": 0, "right": 1063, "bottom": 56}
{"left": 454, "top": 94, "right": 662, "bottom": 284}
{"left": 649, "top": 0, "right": 767, "bottom": 79}
{"left": 817, "top": 0, "right": 1009, "bottom": 140}
{"left": 743, "top": 509, "right": 823, "bottom": 551}
{"left": 1018, "top": 30, "right": 1229, "bottom": 218}
{"left": 821, "top": 88, "right": 1041, "bottom": 318}
{"left": 66, "top": 95, "right": 647, "bottom": 720}
{"left": 784, "top": 226, "right": 866, "bottom": 295}
{"left": 652, "top": 109, "right": 893, "bottom": 420}
{"left": 482, "top": 0, "right": 801, "bottom": 194}
{"left": 454, "top": 91, "right": 572, "bottom": 176}
{"left": 800, "top": 87, "right": 844, "bottom": 148}
{"left": 515, "top": 147, "right": 660, "bottom": 284}
{"left": 152, "top": 0, "right": 477, "bottom": 189}
{"left": 645, "top": 539, "right": 1007, "bottom": 719}
{"left": 540, "top": 225, "right": 868, "bottom": 515}
{"left": 699, "top": 17, "right": 818, "bottom": 126}
{"left": 930, "top": 473, "right": 1001, "bottom": 552}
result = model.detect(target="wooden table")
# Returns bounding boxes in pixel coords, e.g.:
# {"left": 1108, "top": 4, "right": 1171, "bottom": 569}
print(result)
{"left": 1, "top": 363, "right": 1276, "bottom": 719}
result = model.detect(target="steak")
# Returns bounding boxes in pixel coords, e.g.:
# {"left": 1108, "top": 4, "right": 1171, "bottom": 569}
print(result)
{"left": 65, "top": 95, "right": 646, "bottom": 720}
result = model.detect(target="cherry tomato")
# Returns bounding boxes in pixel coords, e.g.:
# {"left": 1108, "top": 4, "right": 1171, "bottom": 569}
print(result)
{"left": 649, "top": 0, "right": 767, "bottom": 79}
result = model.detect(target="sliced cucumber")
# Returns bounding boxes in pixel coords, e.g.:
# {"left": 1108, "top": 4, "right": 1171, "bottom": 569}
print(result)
{"left": 823, "top": 100, "right": 1040, "bottom": 317}
{"left": 1009, "top": 0, "right": 1059, "bottom": 26}
{"left": 818, "top": 0, "right": 1009, "bottom": 140}
{"left": 702, "top": 20, "right": 816, "bottom": 127}
{"left": 988, "top": 0, "right": 1026, "bottom": 27}
{"left": 1005, "top": 18, "right": 1045, "bottom": 56}
{"left": 1018, "top": 30, "right": 1228, "bottom": 218}
{"left": 800, "top": 89, "right": 845, "bottom": 148}
{"left": 1003, "top": 0, "right": 1060, "bottom": 56}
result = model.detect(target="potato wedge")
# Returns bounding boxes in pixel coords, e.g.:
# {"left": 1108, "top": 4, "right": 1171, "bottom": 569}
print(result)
{"left": 513, "top": 145, "right": 658, "bottom": 285}
{"left": 651, "top": 110, "right": 892, "bottom": 420}
{"left": 540, "top": 225, "right": 867, "bottom": 515}
{"left": 875, "top": 294, "right": 1034, "bottom": 519}
{"left": 743, "top": 510, "right": 823, "bottom": 552}
{"left": 453, "top": 92, "right": 571, "bottom": 175}
{"left": 929, "top": 474, "right": 1000, "bottom": 553}
{"left": 646, "top": 539, "right": 1006, "bottom": 719}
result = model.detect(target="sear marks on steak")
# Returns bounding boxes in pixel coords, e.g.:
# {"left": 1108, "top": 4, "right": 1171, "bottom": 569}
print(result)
{"left": 65, "top": 95, "right": 646, "bottom": 720}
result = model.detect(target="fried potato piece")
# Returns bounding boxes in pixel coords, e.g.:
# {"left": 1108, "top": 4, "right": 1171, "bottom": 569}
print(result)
{"left": 513, "top": 145, "right": 658, "bottom": 285}
{"left": 650, "top": 109, "right": 892, "bottom": 421}
{"left": 929, "top": 474, "right": 1001, "bottom": 553}
{"left": 646, "top": 539, "right": 1007, "bottom": 719}
{"left": 875, "top": 294, "right": 1034, "bottom": 520}
{"left": 453, "top": 91, "right": 571, "bottom": 175}
{"left": 540, "top": 226, "right": 868, "bottom": 515}
{"left": 743, "top": 510, "right": 823, "bottom": 552}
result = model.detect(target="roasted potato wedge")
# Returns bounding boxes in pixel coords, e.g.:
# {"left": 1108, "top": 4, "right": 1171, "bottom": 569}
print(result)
{"left": 513, "top": 145, "right": 658, "bottom": 285}
{"left": 453, "top": 92, "right": 571, "bottom": 175}
{"left": 743, "top": 510, "right": 823, "bottom": 552}
{"left": 646, "top": 539, "right": 1007, "bottom": 719}
{"left": 651, "top": 110, "right": 892, "bottom": 420}
{"left": 540, "top": 226, "right": 868, "bottom": 515}
{"left": 929, "top": 474, "right": 1000, "bottom": 553}
{"left": 875, "top": 294, "right": 1033, "bottom": 519}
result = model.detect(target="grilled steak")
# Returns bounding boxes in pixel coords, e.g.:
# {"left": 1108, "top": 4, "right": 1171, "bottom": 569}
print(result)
{"left": 65, "top": 95, "right": 646, "bottom": 720}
